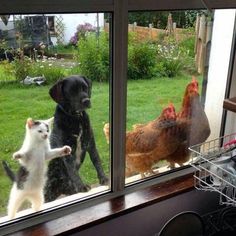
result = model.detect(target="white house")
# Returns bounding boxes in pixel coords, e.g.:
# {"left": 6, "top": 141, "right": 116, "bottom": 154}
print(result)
{"left": 50, "top": 13, "right": 104, "bottom": 44}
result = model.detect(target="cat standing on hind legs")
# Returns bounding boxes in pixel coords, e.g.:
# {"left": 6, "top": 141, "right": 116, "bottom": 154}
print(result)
{"left": 2, "top": 117, "right": 71, "bottom": 220}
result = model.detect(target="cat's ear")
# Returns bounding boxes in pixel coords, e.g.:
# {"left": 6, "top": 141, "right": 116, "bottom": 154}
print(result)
{"left": 49, "top": 80, "right": 64, "bottom": 104}
{"left": 45, "top": 117, "right": 54, "bottom": 127}
{"left": 26, "top": 118, "right": 34, "bottom": 129}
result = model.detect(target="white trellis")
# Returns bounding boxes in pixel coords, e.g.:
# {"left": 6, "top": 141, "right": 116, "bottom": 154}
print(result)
{"left": 55, "top": 15, "right": 65, "bottom": 44}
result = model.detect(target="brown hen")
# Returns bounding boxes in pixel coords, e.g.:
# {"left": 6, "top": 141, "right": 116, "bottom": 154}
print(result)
{"left": 125, "top": 103, "right": 187, "bottom": 177}
{"left": 103, "top": 77, "right": 210, "bottom": 177}
{"left": 164, "top": 76, "right": 211, "bottom": 168}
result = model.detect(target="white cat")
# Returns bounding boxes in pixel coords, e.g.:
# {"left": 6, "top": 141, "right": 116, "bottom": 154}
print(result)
{"left": 2, "top": 117, "right": 71, "bottom": 220}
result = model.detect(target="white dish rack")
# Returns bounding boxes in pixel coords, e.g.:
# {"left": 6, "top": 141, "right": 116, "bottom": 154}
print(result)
{"left": 189, "top": 133, "right": 236, "bottom": 207}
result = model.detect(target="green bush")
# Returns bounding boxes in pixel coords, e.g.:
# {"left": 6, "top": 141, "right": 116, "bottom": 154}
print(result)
{"left": 77, "top": 31, "right": 158, "bottom": 81}
{"left": 77, "top": 32, "right": 109, "bottom": 82}
{"left": 0, "top": 61, "right": 15, "bottom": 82}
{"left": 11, "top": 58, "right": 66, "bottom": 84}
{"left": 29, "top": 62, "right": 66, "bottom": 84}
{"left": 128, "top": 41, "right": 157, "bottom": 80}
{"left": 178, "top": 35, "right": 195, "bottom": 58}
{"left": 12, "top": 57, "right": 32, "bottom": 81}
{"left": 178, "top": 35, "right": 197, "bottom": 74}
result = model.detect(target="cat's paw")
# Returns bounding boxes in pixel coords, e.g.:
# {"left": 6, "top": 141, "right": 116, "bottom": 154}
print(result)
{"left": 13, "top": 152, "right": 23, "bottom": 159}
{"left": 61, "top": 146, "right": 71, "bottom": 156}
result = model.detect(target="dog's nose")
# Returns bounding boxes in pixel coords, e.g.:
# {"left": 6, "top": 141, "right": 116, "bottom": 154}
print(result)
{"left": 82, "top": 98, "right": 91, "bottom": 107}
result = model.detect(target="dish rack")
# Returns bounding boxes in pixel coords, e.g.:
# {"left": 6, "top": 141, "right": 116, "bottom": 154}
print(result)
{"left": 189, "top": 133, "right": 236, "bottom": 207}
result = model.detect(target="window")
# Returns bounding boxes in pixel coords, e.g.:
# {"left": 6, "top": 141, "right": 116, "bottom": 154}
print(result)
{"left": 0, "top": 11, "right": 111, "bottom": 224}
{"left": 125, "top": 10, "right": 214, "bottom": 184}
{"left": 0, "top": 0, "right": 236, "bottom": 234}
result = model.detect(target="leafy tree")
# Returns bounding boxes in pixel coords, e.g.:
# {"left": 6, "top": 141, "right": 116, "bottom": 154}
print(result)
{"left": 127, "top": 10, "right": 211, "bottom": 29}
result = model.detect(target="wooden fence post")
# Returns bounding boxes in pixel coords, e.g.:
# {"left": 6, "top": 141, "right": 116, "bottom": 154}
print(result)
{"left": 195, "top": 14, "right": 206, "bottom": 74}
{"left": 166, "top": 13, "right": 173, "bottom": 35}
{"left": 149, "top": 23, "right": 153, "bottom": 40}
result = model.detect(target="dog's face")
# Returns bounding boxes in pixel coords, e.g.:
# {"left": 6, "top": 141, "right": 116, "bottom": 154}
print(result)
{"left": 49, "top": 75, "right": 92, "bottom": 116}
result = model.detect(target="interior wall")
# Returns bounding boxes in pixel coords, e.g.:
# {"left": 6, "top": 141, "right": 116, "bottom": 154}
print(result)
{"left": 73, "top": 190, "right": 220, "bottom": 236}
{"left": 224, "top": 44, "right": 236, "bottom": 134}
{"left": 205, "top": 9, "right": 236, "bottom": 140}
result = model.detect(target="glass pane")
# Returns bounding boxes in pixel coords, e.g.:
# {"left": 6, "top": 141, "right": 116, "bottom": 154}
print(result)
{"left": 125, "top": 10, "right": 218, "bottom": 183}
{"left": 0, "top": 13, "right": 110, "bottom": 221}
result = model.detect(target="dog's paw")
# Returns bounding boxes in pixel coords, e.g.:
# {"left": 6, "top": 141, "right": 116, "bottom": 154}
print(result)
{"left": 78, "top": 183, "right": 91, "bottom": 192}
{"left": 61, "top": 146, "right": 71, "bottom": 155}
{"left": 99, "top": 175, "right": 109, "bottom": 185}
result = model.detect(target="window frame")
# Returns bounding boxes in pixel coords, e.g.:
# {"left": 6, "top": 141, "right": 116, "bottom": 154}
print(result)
{"left": 1, "top": 0, "right": 236, "bottom": 234}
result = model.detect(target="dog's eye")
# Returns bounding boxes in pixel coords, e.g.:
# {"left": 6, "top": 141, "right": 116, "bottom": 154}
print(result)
{"left": 38, "top": 130, "right": 42, "bottom": 133}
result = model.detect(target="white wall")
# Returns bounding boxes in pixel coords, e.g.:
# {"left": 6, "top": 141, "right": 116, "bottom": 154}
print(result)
{"left": 224, "top": 54, "right": 236, "bottom": 135}
{"left": 204, "top": 9, "right": 236, "bottom": 140}
{"left": 56, "top": 13, "right": 104, "bottom": 44}
{"left": 0, "top": 20, "right": 14, "bottom": 30}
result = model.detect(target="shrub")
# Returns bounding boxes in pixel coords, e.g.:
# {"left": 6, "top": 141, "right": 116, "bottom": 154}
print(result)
{"left": 0, "top": 61, "right": 15, "bottom": 82}
{"left": 178, "top": 35, "right": 197, "bottom": 74}
{"left": 128, "top": 41, "right": 157, "bottom": 80}
{"left": 77, "top": 31, "right": 158, "bottom": 81}
{"left": 77, "top": 32, "right": 109, "bottom": 81}
{"left": 10, "top": 58, "right": 65, "bottom": 84}
{"left": 178, "top": 34, "right": 195, "bottom": 58}
{"left": 12, "top": 57, "right": 32, "bottom": 81}
{"left": 156, "top": 42, "right": 184, "bottom": 78}
{"left": 29, "top": 62, "right": 65, "bottom": 84}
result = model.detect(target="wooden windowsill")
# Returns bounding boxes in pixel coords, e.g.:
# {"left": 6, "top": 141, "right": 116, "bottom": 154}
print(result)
{"left": 223, "top": 97, "right": 236, "bottom": 112}
{"left": 12, "top": 173, "right": 194, "bottom": 236}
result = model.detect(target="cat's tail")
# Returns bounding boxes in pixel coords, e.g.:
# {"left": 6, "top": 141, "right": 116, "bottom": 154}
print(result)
{"left": 2, "top": 161, "right": 15, "bottom": 182}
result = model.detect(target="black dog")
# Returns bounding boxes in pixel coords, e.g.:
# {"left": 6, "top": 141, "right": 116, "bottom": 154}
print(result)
{"left": 44, "top": 75, "right": 108, "bottom": 202}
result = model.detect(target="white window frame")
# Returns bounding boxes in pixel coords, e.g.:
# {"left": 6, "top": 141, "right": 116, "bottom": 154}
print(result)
{"left": 1, "top": 0, "right": 236, "bottom": 234}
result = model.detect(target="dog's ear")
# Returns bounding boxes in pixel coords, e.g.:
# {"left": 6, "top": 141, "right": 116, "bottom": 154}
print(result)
{"left": 82, "top": 76, "right": 92, "bottom": 97}
{"left": 49, "top": 80, "right": 64, "bottom": 103}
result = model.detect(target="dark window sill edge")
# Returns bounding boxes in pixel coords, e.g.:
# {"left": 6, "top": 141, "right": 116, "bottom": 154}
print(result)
{"left": 15, "top": 173, "right": 194, "bottom": 236}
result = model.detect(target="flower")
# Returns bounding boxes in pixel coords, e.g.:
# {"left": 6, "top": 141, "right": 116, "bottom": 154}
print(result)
{"left": 69, "top": 23, "right": 96, "bottom": 46}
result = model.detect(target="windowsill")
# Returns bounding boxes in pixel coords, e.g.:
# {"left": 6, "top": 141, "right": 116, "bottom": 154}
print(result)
{"left": 223, "top": 97, "right": 236, "bottom": 113}
{"left": 0, "top": 163, "right": 186, "bottom": 223}
{"left": 0, "top": 185, "right": 110, "bottom": 224}
{"left": 9, "top": 173, "right": 194, "bottom": 235}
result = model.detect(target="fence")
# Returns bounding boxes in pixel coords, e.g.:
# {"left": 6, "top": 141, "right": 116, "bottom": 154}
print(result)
{"left": 104, "top": 22, "right": 193, "bottom": 42}
{"left": 105, "top": 15, "right": 212, "bottom": 76}
{"left": 194, "top": 14, "right": 213, "bottom": 74}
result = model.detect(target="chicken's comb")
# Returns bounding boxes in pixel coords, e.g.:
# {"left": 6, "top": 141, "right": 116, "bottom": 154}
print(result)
{"left": 165, "top": 103, "right": 176, "bottom": 113}
{"left": 168, "top": 102, "right": 175, "bottom": 109}
{"left": 191, "top": 76, "right": 198, "bottom": 84}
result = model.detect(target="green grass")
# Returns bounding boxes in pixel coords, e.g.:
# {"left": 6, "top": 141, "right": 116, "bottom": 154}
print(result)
{"left": 0, "top": 82, "right": 111, "bottom": 215}
{"left": 46, "top": 44, "right": 76, "bottom": 55}
{"left": 0, "top": 75, "right": 201, "bottom": 216}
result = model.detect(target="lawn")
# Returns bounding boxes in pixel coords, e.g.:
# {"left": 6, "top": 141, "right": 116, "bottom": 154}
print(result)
{"left": 0, "top": 75, "right": 199, "bottom": 216}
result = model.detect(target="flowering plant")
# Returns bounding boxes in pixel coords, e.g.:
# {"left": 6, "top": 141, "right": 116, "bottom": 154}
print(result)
{"left": 156, "top": 42, "right": 189, "bottom": 77}
{"left": 70, "top": 23, "right": 96, "bottom": 46}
